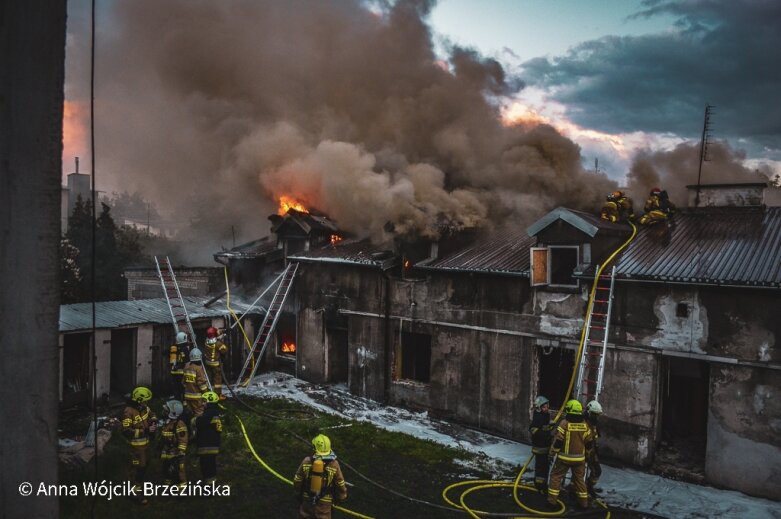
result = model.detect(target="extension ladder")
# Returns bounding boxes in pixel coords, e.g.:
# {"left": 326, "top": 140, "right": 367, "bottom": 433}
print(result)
{"left": 155, "top": 255, "right": 213, "bottom": 391}
{"left": 234, "top": 262, "right": 299, "bottom": 387}
{"left": 574, "top": 265, "right": 616, "bottom": 403}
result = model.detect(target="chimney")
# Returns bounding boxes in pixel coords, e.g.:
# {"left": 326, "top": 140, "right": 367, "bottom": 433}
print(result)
{"left": 686, "top": 182, "right": 767, "bottom": 208}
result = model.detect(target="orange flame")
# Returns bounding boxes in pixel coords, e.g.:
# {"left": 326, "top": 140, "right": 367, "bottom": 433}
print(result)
{"left": 281, "top": 342, "right": 296, "bottom": 353}
{"left": 278, "top": 195, "right": 309, "bottom": 215}
{"left": 330, "top": 234, "right": 343, "bottom": 246}
{"left": 404, "top": 259, "right": 411, "bottom": 269}
{"left": 62, "top": 100, "right": 87, "bottom": 174}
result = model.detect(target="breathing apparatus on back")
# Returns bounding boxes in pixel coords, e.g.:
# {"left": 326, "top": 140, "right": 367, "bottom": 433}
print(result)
{"left": 307, "top": 434, "right": 336, "bottom": 504}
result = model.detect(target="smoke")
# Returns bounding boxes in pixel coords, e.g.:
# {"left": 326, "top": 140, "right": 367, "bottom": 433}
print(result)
{"left": 67, "top": 0, "right": 617, "bottom": 249}
{"left": 626, "top": 141, "right": 770, "bottom": 207}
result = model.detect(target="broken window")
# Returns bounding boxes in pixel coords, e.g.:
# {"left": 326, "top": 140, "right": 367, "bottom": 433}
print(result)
{"left": 530, "top": 246, "right": 579, "bottom": 287}
{"left": 276, "top": 313, "right": 297, "bottom": 358}
{"left": 400, "top": 331, "right": 431, "bottom": 383}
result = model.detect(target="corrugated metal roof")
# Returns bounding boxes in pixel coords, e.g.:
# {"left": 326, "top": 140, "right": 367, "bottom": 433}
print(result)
{"left": 421, "top": 228, "right": 535, "bottom": 275}
{"left": 214, "top": 236, "right": 280, "bottom": 260}
{"left": 527, "top": 207, "right": 628, "bottom": 237}
{"left": 616, "top": 207, "right": 781, "bottom": 288}
{"left": 289, "top": 239, "right": 397, "bottom": 268}
{"left": 60, "top": 296, "right": 263, "bottom": 333}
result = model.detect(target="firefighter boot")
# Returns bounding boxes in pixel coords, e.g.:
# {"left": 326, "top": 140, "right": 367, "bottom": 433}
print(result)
{"left": 587, "top": 481, "right": 603, "bottom": 496}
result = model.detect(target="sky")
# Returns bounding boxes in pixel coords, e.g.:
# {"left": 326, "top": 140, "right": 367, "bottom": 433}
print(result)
{"left": 62, "top": 0, "right": 781, "bottom": 250}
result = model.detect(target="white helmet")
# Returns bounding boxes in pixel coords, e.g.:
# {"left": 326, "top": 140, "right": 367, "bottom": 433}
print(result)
{"left": 176, "top": 331, "right": 188, "bottom": 345}
{"left": 534, "top": 395, "right": 549, "bottom": 410}
{"left": 189, "top": 347, "right": 202, "bottom": 362}
{"left": 164, "top": 399, "right": 184, "bottom": 419}
{"left": 587, "top": 400, "right": 603, "bottom": 415}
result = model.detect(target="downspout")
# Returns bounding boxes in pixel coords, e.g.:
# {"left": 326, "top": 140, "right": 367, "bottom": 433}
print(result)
{"left": 382, "top": 269, "right": 392, "bottom": 404}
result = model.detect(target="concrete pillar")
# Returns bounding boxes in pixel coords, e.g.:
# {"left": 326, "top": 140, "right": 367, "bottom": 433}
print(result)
{"left": 136, "top": 326, "right": 154, "bottom": 386}
{"left": 0, "top": 1, "right": 66, "bottom": 516}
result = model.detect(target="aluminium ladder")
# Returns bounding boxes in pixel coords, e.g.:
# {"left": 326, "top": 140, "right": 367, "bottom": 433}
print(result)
{"left": 234, "top": 261, "right": 299, "bottom": 387}
{"left": 154, "top": 255, "right": 213, "bottom": 391}
{"left": 574, "top": 265, "right": 617, "bottom": 404}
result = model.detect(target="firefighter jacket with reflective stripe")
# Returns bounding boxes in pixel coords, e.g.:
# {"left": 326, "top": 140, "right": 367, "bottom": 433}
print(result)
{"left": 530, "top": 410, "right": 554, "bottom": 454}
{"left": 182, "top": 362, "right": 208, "bottom": 400}
{"left": 585, "top": 412, "right": 600, "bottom": 459}
{"left": 195, "top": 404, "right": 222, "bottom": 455}
{"left": 169, "top": 343, "right": 190, "bottom": 376}
{"left": 204, "top": 338, "right": 228, "bottom": 368}
{"left": 160, "top": 418, "right": 188, "bottom": 459}
{"left": 552, "top": 414, "right": 594, "bottom": 463}
{"left": 122, "top": 403, "right": 156, "bottom": 447}
{"left": 644, "top": 194, "right": 676, "bottom": 215}
{"left": 293, "top": 455, "right": 348, "bottom": 504}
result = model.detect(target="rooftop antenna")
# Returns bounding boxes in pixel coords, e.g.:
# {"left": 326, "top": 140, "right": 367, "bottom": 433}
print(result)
{"left": 694, "top": 104, "right": 715, "bottom": 207}
{"left": 595, "top": 158, "right": 599, "bottom": 175}
{"left": 75, "top": 156, "right": 79, "bottom": 174}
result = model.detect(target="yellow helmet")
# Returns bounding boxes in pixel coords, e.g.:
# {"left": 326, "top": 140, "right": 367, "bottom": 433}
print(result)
{"left": 312, "top": 434, "right": 332, "bottom": 456}
{"left": 202, "top": 391, "right": 219, "bottom": 403}
{"left": 131, "top": 386, "right": 152, "bottom": 403}
{"left": 564, "top": 399, "right": 583, "bottom": 415}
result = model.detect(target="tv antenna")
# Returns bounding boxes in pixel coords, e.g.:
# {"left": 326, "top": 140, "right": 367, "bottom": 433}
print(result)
{"left": 694, "top": 104, "right": 715, "bottom": 207}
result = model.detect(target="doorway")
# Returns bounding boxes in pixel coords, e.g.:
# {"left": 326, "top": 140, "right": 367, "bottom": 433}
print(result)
{"left": 110, "top": 328, "right": 137, "bottom": 397}
{"left": 62, "top": 332, "right": 91, "bottom": 406}
{"left": 536, "top": 345, "right": 575, "bottom": 411}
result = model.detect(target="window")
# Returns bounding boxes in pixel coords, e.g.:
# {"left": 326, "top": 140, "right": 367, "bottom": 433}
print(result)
{"left": 400, "top": 332, "right": 431, "bottom": 383}
{"left": 530, "top": 246, "right": 579, "bottom": 287}
{"left": 676, "top": 303, "right": 689, "bottom": 318}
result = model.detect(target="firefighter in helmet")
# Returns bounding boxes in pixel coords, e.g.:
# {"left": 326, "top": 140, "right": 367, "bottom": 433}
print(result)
{"left": 195, "top": 391, "right": 223, "bottom": 483}
{"left": 639, "top": 187, "right": 676, "bottom": 226}
{"left": 547, "top": 399, "right": 594, "bottom": 510}
{"left": 584, "top": 400, "right": 604, "bottom": 496}
{"left": 182, "top": 348, "right": 208, "bottom": 417}
{"left": 203, "top": 326, "right": 228, "bottom": 399}
{"left": 293, "top": 434, "right": 348, "bottom": 519}
{"left": 529, "top": 395, "right": 554, "bottom": 494}
{"left": 121, "top": 386, "right": 157, "bottom": 501}
{"left": 169, "top": 331, "right": 190, "bottom": 400}
{"left": 160, "top": 399, "right": 188, "bottom": 486}
{"left": 601, "top": 190, "right": 634, "bottom": 223}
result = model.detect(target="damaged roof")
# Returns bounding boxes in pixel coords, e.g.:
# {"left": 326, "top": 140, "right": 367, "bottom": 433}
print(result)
{"left": 614, "top": 207, "right": 781, "bottom": 288}
{"left": 269, "top": 209, "right": 339, "bottom": 235}
{"left": 60, "top": 296, "right": 263, "bottom": 333}
{"left": 214, "top": 236, "right": 282, "bottom": 261}
{"left": 288, "top": 239, "right": 398, "bottom": 269}
{"left": 420, "top": 228, "right": 535, "bottom": 276}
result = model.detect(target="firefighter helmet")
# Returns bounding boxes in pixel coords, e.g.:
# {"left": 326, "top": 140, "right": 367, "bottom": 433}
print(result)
{"left": 206, "top": 327, "right": 218, "bottom": 339}
{"left": 564, "top": 399, "right": 583, "bottom": 415}
{"left": 202, "top": 391, "right": 219, "bottom": 403}
{"left": 609, "top": 190, "right": 624, "bottom": 201}
{"left": 534, "top": 395, "right": 549, "bottom": 410}
{"left": 650, "top": 187, "right": 661, "bottom": 196}
{"left": 189, "top": 347, "right": 202, "bottom": 362}
{"left": 587, "top": 400, "right": 603, "bottom": 415}
{"left": 131, "top": 386, "right": 152, "bottom": 403}
{"left": 164, "top": 399, "right": 184, "bottom": 419}
{"left": 312, "top": 434, "right": 332, "bottom": 456}
{"left": 176, "top": 331, "right": 188, "bottom": 345}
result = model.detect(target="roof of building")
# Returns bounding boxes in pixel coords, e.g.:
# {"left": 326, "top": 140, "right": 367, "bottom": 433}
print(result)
{"left": 60, "top": 296, "right": 263, "bottom": 333}
{"left": 270, "top": 209, "right": 339, "bottom": 235}
{"left": 613, "top": 207, "right": 781, "bottom": 288}
{"left": 288, "top": 239, "right": 398, "bottom": 269}
{"left": 526, "top": 207, "right": 628, "bottom": 238}
{"left": 214, "top": 236, "right": 282, "bottom": 260}
{"left": 420, "top": 228, "right": 535, "bottom": 276}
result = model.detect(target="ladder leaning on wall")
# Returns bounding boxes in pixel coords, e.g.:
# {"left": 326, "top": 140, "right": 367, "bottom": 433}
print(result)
{"left": 154, "top": 255, "right": 213, "bottom": 391}
{"left": 234, "top": 261, "right": 299, "bottom": 388}
{"left": 574, "top": 265, "right": 617, "bottom": 404}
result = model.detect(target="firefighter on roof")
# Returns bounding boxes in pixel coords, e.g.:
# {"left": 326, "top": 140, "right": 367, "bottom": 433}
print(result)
{"left": 585, "top": 400, "right": 604, "bottom": 496}
{"left": 160, "top": 399, "right": 188, "bottom": 486}
{"left": 182, "top": 348, "right": 208, "bottom": 417}
{"left": 529, "top": 395, "right": 554, "bottom": 494}
{"left": 639, "top": 187, "right": 676, "bottom": 226}
{"left": 121, "top": 386, "right": 157, "bottom": 501}
{"left": 293, "top": 434, "right": 348, "bottom": 519}
{"left": 600, "top": 190, "right": 635, "bottom": 223}
{"left": 195, "top": 391, "right": 223, "bottom": 484}
{"left": 547, "top": 399, "right": 594, "bottom": 510}
{"left": 169, "top": 331, "right": 190, "bottom": 400}
{"left": 203, "top": 326, "right": 228, "bottom": 399}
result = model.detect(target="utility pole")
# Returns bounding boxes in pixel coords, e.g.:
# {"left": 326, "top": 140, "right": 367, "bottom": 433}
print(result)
{"left": 694, "top": 104, "right": 715, "bottom": 208}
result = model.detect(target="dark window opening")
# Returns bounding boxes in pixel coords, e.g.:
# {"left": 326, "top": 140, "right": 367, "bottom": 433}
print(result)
{"left": 110, "top": 328, "right": 137, "bottom": 398}
{"left": 277, "top": 313, "right": 296, "bottom": 357}
{"left": 537, "top": 346, "right": 575, "bottom": 410}
{"left": 676, "top": 303, "right": 689, "bottom": 318}
{"left": 549, "top": 247, "right": 578, "bottom": 286}
{"left": 63, "top": 333, "right": 90, "bottom": 397}
{"left": 401, "top": 332, "right": 431, "bottom": 383}
{"left": 327, "top": 328, "right": 348, "bottom": 383}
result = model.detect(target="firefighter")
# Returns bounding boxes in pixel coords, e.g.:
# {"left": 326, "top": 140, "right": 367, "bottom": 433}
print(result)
{"left": 585, "top": 400, "right": 604, "bottom": 496}
{"left": 160, "top": 399, "right": 188, "bottom": 486}
{"left": 599, "top": 196, "right": 620, "bottom": 223}
{"left": 182, "top": 348, "right": 208, "bottom": 417}
{"left": 529, "top": 395, "right": 554, "bottom": 494}
{"left": 547, "top": 399, "right": 594, "bottom": 510}
{"left": 195, "top": 391, "right": 223, "bottom": 484}
{"left": 169, "top": 331, "right": 190, "bottom": 400}
{"left": 293, "top": 434, "right": 348, "bottom": 519}
{"left": 203, "top": 326, "right": 228, "bottom": 399}
{"left": 121, "top": 386, "right": 157, "bottom": 501}
{"left": 600, "top": 191, "right": 634, "bottom": 223}
{"left": 639, "top": 187, "right": 676, "bottom": 226}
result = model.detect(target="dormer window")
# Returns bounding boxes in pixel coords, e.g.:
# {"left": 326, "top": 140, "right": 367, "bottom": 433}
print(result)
{"left": 531, "top": 245, "right": 579, "bottom": 287}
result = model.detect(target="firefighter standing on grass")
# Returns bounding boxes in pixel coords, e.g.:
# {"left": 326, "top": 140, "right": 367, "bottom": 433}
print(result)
{"left": 169, "top": 332, "right": 190, "bottom": 400}
{"left": 547, "top": 399, "right": 594, "bottom": 510}
{"left": 293, "top": 434, "right": 348, "bottom": 519}
{"left": 203, "top": 326, "right": 228, "bottom": 399}
{"left": 585, "top": 400, "right": 604, "bottom": 496}
{"left": 182, "top": 348, "right": 208, "bottom": 417}
{"left": 195, "top": 391, "right": 223, "bottom": 483}
{"left": 121, "top": 386, "right": 157, "bottom": 501}
{"left": 529, "top": 395, "right": 554, "bottom": 494}
{"left": 160, "top": 399, "right": 188, "bottom": 486}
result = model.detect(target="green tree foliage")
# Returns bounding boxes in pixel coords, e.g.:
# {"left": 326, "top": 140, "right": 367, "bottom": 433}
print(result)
{"left": 102, "top": 190, "right": 161, "bottom": 226}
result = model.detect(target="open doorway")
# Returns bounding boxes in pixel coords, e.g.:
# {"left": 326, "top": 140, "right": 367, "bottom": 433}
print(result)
{"left": 110, "top": 328, "right": 137, "bottom": 398}
{"left": 656, "top": 357, "right": 709, "bottom": 478}
{"left": 536, "top": 345, "right": 575, "bottom": 411}
{"left": 62, "top": 332, "right": 91, "bottom": 406}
